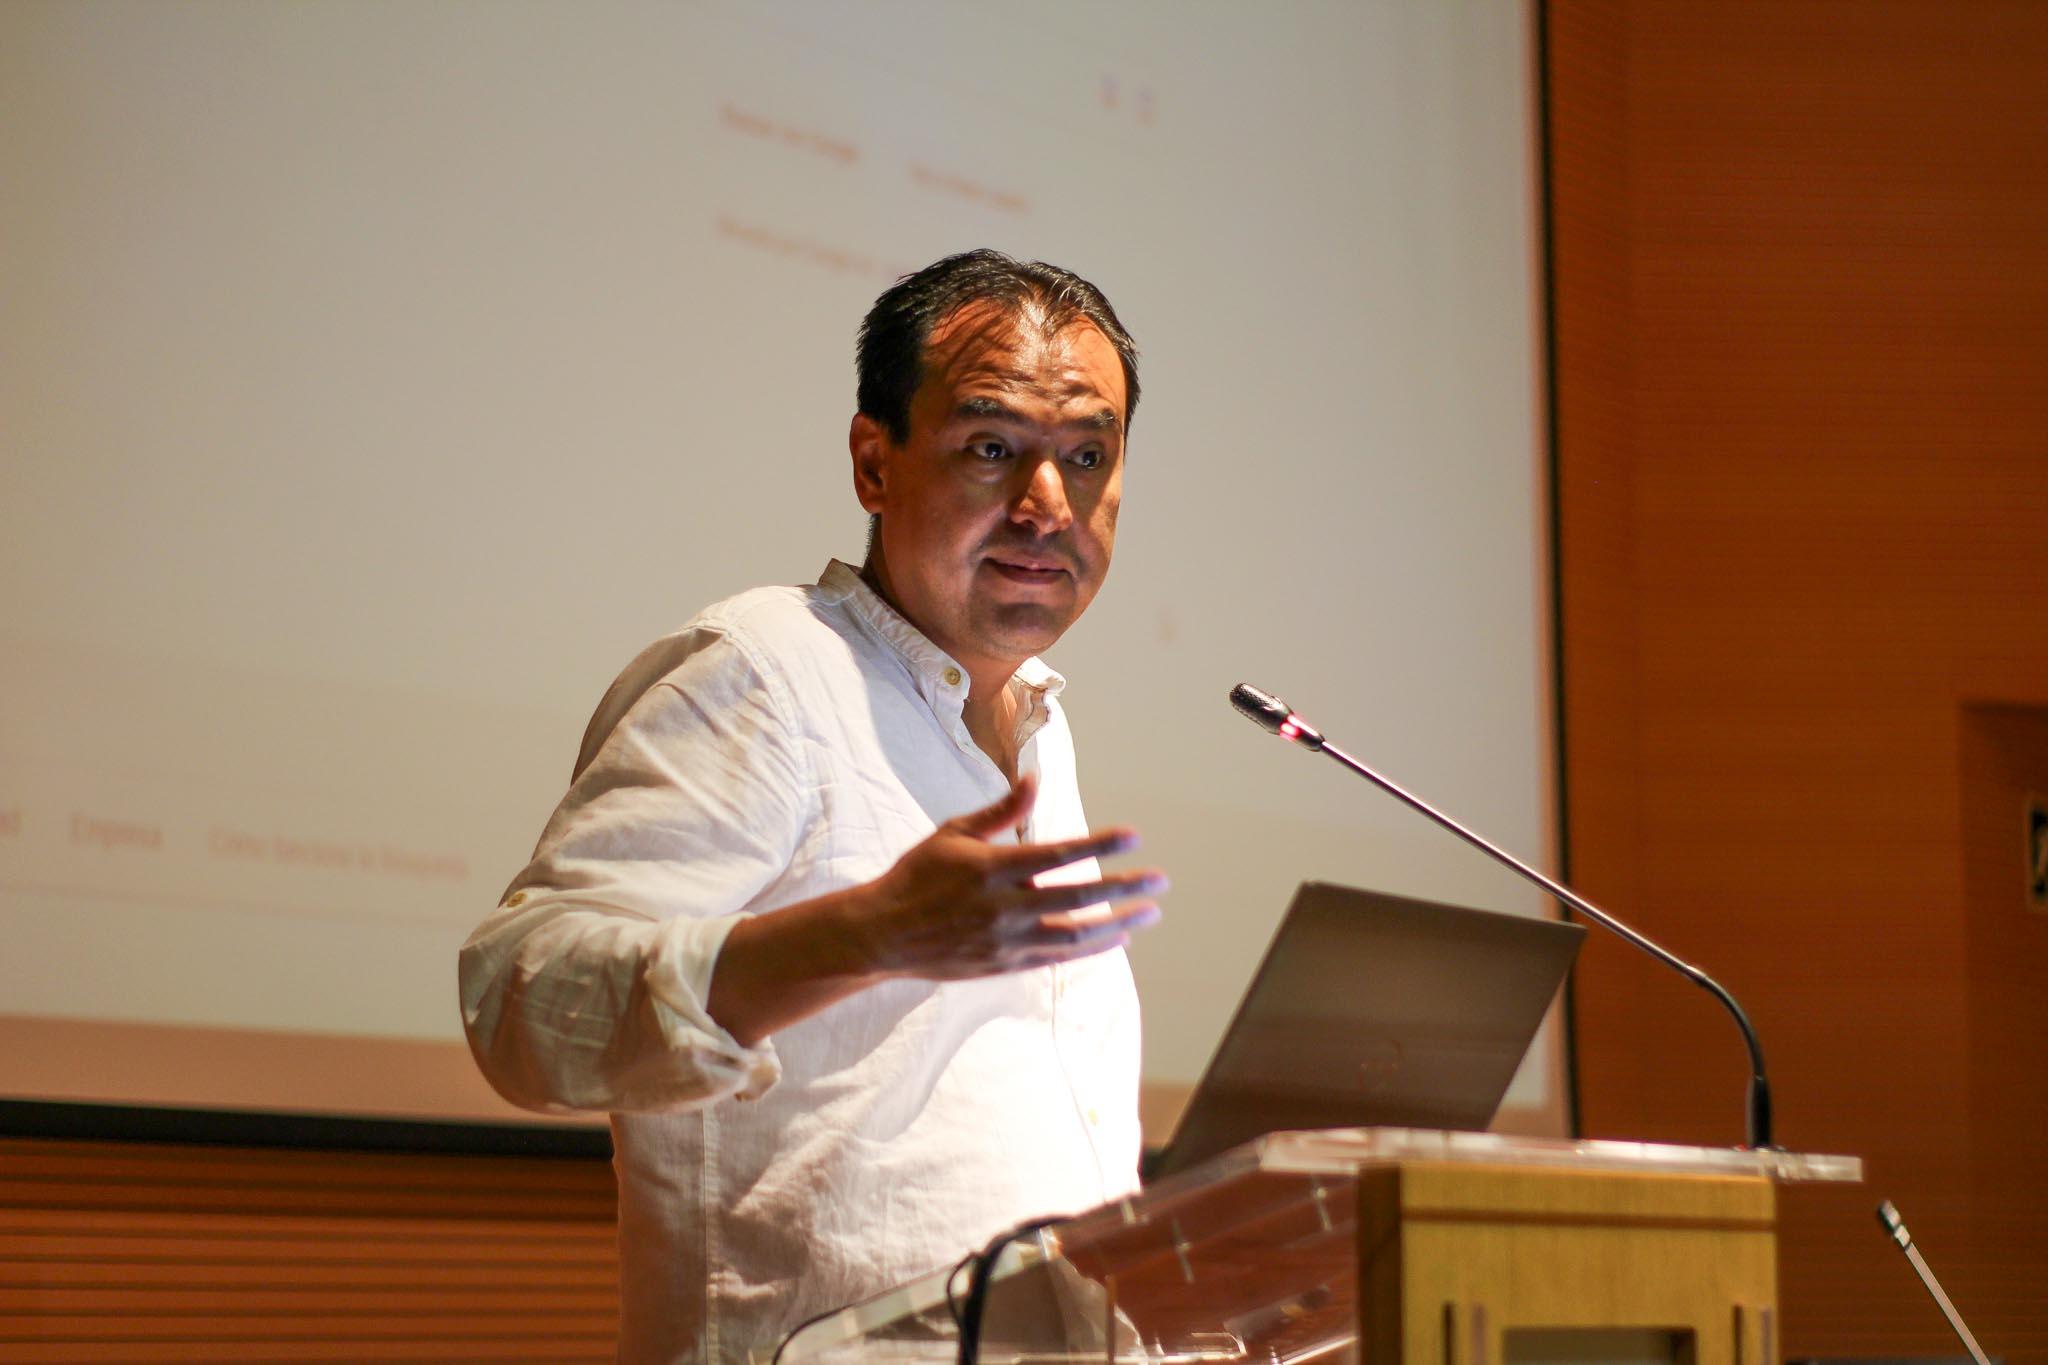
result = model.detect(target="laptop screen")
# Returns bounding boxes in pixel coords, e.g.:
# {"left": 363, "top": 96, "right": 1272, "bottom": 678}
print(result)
{"left": 1148, "top": 882, "right": 1584, "bottom": 1180}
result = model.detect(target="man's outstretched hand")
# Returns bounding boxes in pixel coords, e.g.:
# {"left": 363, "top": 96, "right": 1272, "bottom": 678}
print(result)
{"left": 706, "top": 774, "right": 1165, "bottom": 1046}
{"left": 855, "top": 773, "right": 1166, "bottom": 979}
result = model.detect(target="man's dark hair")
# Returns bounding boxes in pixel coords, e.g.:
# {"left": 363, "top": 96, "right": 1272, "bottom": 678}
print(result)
{"left": 856, "top": 249, "right": 1140, "bottom": 444}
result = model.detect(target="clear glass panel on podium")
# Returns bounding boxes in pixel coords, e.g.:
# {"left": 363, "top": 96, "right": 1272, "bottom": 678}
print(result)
{"left": 766, "top": 1127, "right": 1861, "bottom": 1365}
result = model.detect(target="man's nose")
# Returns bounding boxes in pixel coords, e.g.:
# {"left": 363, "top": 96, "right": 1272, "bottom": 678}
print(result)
{"left": 1008, "top": 457, "right": 1073, "bottom": 535}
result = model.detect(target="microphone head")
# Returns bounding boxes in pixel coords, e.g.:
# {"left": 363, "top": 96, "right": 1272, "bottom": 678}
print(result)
{"left": 1229, "top": 683, "right": 1292, "bottom": 734}
{"left": 1875, "top": 1199, "right": 1911, "bottom": 1249}
{"left": 1229, "top": 683, "right": 1325, "bottom": 750}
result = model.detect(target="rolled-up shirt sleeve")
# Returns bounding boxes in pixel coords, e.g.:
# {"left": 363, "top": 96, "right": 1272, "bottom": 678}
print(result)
{"left": 458, "top": 627, "right": 807, "bottom": 1115}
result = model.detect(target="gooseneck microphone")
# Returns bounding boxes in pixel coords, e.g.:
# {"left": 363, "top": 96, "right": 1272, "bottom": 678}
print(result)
{"left": 1229, "top": 682, "right": 1777, "bottom": 1151}
{"left": 1876, "top": 1201, "right": 1993, "bottom": 1365}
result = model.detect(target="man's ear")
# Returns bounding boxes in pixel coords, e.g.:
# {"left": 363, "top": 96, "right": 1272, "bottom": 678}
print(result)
{"left": 850, "top": 412, "right": 890, "bottom": 514}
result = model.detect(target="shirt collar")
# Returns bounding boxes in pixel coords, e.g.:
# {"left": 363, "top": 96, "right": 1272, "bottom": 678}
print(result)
{"left": 816, "top": 559, "right": 1067, "bottom": 705}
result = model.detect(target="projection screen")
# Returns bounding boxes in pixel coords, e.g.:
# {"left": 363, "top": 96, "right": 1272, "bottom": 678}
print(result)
{"left": 0, "top": 0, "right": 1556, "bottom": 1137}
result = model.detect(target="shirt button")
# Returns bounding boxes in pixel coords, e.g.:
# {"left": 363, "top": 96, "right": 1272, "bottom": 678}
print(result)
{"left": 942, "top": 667, "right": 962, "bottom": 687}
{"left": 504, "top": 891, "right": 527, "bottom": 908}
{"left": 1086, "top": 1106, "right": 1101, "bottom": 1127}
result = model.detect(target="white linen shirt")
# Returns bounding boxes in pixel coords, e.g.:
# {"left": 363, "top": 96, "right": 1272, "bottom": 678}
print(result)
{"left": 459, "top": 560, "right": 1143, "bottom": 1365}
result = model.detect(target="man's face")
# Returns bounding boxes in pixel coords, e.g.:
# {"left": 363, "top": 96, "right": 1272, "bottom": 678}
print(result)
{"left": 851, "top": 303, "right": 1128, "bottom": 679}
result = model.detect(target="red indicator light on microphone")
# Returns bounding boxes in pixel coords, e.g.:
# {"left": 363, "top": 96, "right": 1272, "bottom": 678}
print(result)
{"left": 1279, "top": 719, "right": 1301, "bottom": 740}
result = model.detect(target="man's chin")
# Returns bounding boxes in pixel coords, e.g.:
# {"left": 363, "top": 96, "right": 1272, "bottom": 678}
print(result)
{"left": 973, "top": 601, "right": 1072, "bottom": 658}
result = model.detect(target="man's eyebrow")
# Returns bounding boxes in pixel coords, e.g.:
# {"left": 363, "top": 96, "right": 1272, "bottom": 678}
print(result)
{"left": 952, "top": 396, "right": 1123, "bottom": 434}
{"left": 954, "top": 396, "right": 1024, "bottom": 424}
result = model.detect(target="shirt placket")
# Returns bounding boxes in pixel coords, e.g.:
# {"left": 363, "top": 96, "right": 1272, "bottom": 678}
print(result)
{"left": 899, "top": 634, "right": 1112, "bottom": 1190}
{"left": 926, "top": 670, "right": 1012, "bottom": 815}
{"left": 1014, "top": 689, "right": 1118, "bottom": 1191}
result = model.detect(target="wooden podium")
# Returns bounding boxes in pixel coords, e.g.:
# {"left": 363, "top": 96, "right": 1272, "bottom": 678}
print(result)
{"left": 769, "top": 1128, "right": 1862, "bottom": 1365}
{"left": 1358, "top": 1155, "right": 1782, "bottom": 1365}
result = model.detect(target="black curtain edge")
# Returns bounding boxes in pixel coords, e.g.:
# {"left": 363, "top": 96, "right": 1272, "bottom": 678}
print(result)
{"left": 0, "top": 1097, "right": 611, "bottom": 1159}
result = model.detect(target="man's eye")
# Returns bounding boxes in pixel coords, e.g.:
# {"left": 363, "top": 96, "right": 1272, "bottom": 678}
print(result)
{"left": 1071, "top": 448, "right": 1104, "bottom": 470}
{"left": 970, "top": 440, "right": 1009, "bottom": 461}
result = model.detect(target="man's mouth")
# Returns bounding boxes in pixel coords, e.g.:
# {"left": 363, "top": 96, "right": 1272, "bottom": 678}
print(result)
{"left": 984, "top": 556, "right": 1071, "bottom": 583}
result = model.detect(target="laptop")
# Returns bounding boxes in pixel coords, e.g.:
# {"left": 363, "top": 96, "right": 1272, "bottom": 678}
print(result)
{"left": 1146, "top": 881, "right": 1585, "bottom": 1180}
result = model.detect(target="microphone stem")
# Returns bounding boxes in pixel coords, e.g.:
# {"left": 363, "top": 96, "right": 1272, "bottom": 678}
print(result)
{"left": 1317, "top": 739, "right": 1775, "bottom": 1150}
{"left": 1902, "top": 1242, "right": 1994, "bottom": 1365}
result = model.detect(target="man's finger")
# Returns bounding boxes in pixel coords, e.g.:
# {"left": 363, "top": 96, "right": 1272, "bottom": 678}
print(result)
{"left": 1033, "top": 900, "right": 1162, "bottom": 949}
{"left": 945, "top": 773, "right": 1038, "bottom": 840}
{"left": 1014, "top": 869, "right": 1168, "bottom": 915}
{"left": 993, "top": 827, "right": 1140, "bottom": 879}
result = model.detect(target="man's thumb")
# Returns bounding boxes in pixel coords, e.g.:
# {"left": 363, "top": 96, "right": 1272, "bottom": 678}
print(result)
{"left": 949, "top": 773, "right": 1037, "bottom": 840}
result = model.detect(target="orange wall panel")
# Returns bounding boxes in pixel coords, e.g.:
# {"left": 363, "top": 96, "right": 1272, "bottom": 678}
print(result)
{"left": 1547, "top": 1, "right": 2048, "bottom": 1359}
{"left": 0, "top": 1137, "right": 618, "bottom": 1362}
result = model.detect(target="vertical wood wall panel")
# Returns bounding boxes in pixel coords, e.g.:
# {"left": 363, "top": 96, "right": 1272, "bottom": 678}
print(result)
{"left": 1547, "top": 1, "right": 2048, "bottom": 1359}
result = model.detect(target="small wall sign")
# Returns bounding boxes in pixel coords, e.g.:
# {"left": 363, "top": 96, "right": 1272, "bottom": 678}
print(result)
{"left": 2030, "top": 794, "right": 2048, "bottom": 912}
